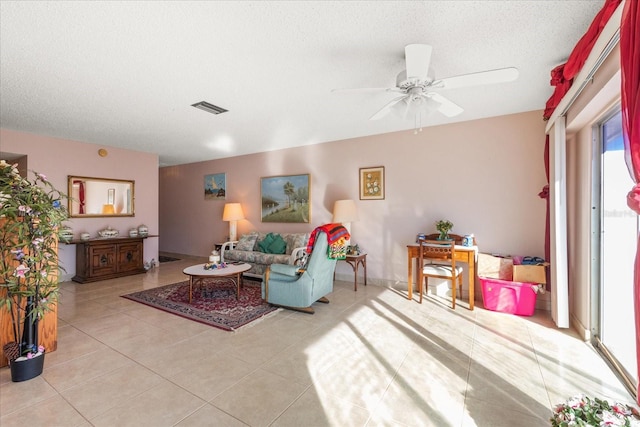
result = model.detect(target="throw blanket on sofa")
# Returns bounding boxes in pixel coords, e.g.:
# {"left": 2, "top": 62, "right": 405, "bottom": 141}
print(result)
{"left": 306, "top": 223, "right": 350, "bottom": 259}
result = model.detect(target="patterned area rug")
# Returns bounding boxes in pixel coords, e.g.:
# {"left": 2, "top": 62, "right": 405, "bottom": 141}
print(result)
{"left": 121, "top": 279, "right": 278, "bottom": 331}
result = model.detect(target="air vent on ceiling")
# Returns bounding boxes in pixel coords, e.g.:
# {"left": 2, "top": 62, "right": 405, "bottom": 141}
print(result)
{"left": 191, "top": 101, "right": 228, "bottom": 115}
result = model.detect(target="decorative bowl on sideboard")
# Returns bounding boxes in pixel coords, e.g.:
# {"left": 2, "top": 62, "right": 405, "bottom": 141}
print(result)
{"left": 98, "top": 227, "right": 119, "bottom": 238}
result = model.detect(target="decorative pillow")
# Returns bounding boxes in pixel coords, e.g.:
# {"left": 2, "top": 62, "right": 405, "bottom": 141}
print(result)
{"left": 235, "top": 233, "right": 258, "bottom": 251}
{"left": 258, "top": 233, "right": 276, "bottom": 253}
{"left": 285, "top": 233, "right": 310, "bottom": 255}
{"left": 268, "top": 234, "right": 287, "bottom": 254}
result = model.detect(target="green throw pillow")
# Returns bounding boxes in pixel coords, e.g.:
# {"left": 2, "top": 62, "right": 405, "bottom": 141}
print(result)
{"left": 258, "top": 233, "right": 275, "bottom": 253}
{"left": 268, "top": 234, "right": 287, "bottom": 254}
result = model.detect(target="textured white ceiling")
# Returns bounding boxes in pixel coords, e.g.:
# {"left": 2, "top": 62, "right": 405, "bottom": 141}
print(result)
{"left": 0, "top": 1, "right": 604, "bottom": 166}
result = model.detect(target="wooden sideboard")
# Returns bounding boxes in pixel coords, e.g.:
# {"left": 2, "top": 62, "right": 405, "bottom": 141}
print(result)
{"left": 72, "top": 236, "right": 147, "bottom": 283}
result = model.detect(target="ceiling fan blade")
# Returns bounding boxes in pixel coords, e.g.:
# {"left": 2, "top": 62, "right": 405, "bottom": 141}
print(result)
{"left": 369, "top": 96, "right": 407, "bottom": 120}
{"left": 429, "top": 93, "right": 464, "bottom": 117}
{"left": 438, "top": 67, "right": 519, "bottom": 90}
{"left": 405, "top": 44, "right": 432, "bottom": 81}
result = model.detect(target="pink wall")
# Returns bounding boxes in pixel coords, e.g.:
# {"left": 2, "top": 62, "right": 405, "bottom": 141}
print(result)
{"left": 159, "top": 110, "right": 547, "bottom": 285}
{"left": 0, "top": 128, "right": 159, "bottom": 280}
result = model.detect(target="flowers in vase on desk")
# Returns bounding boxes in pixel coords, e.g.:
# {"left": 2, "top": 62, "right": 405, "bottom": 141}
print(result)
{"left": 0, "top": 159, "right": 68, "bottom": 365}
{"left": 435, "top": 219, "right": 453, "bottom": 240}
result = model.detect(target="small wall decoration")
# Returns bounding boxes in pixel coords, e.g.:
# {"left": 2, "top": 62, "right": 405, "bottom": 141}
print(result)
{"left": 359, "top": 166, "right": 385, "bottom": 200}
{"left": 204, "top": 173, "right": 226, "bottom": 200}
{"left": 261, "top": 174, "right": 310, "bottom": 223}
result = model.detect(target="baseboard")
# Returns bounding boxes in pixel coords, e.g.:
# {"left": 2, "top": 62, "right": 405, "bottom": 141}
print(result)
{"left": 159, "top": 251, "right": 206, "bottom": 262}
{"left": 60, "top": 273, "right": 74, "bottom": 282}
{"left": 570, "top": 312, "right": 591, "bottom": 341}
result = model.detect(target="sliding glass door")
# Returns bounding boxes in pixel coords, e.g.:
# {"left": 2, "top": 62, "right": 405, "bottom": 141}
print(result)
{"left": 593, "top": 108, "right": 638, "bottom": 395}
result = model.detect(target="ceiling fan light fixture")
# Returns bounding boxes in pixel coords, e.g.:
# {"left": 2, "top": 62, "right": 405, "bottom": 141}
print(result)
{"left": 191, "top": 101, "right": 228, "bottom": 115}
{"left": 407, "top": 97, "right": 424, "bottom": 116}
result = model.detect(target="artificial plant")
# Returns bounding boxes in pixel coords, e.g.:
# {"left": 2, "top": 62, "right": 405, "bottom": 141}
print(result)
{"left": 0, "top": 160, "right": 68, "bottom": 362}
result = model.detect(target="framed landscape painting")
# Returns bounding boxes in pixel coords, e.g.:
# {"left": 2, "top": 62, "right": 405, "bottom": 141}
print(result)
{"left": 359, "top": 166, "right": 385, "bottom": 200}
{"left": 261, "top": 174, "right": 310, "bottom": 223}
{"left": 204, "top": 173, "right": 226, "bottom": 200}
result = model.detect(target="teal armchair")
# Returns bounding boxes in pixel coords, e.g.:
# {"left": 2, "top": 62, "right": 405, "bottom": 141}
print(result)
{"left": 261, "top": 231, "right": 337, "bottom": 313}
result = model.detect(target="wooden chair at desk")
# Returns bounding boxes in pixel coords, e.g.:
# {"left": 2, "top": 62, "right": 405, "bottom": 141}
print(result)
{"left": 418, "top": 238, "right": 464, "bottom": 309}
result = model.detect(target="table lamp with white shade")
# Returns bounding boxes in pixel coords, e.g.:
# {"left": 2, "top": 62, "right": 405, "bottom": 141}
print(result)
{"left": 332, "top": 199, "right": 358, "bottom": 244}
{"left": 222, "top": 202, "right": 244, "bottom": 241}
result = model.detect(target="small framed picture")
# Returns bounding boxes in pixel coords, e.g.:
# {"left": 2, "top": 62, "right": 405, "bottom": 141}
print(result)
{"left": 204, "top": 173, "right": 226, "bottom": 200}
{"left": 359, "top": 166, "right": 384, "bottom": 200}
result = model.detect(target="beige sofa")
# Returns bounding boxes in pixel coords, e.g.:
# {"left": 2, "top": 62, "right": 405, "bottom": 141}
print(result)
{"left": 220, "top": 231, "right": 310, "bottom": 277}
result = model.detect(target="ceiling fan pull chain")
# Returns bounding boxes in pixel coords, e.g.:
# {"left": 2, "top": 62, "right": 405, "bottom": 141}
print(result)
{"left": 413, "top": 113, "right": 423, "bottom": 134}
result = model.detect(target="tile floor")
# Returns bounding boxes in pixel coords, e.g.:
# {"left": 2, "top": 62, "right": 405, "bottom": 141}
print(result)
{"left": 0, "top": 255, "right": 635, "bottom": 426}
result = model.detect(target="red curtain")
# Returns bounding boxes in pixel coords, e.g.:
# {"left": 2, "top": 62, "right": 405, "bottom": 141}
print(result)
{"left": 563, "top": 0, "right": 623, "bottom": 80}
{"left": 544, "top": 0, "right": 622, "bottom": 120}
{"left": 619, "top": 0, "right": 640, "bottom": 404}
{"left": 75, "top": 180, "right": 85, "bottom": 214}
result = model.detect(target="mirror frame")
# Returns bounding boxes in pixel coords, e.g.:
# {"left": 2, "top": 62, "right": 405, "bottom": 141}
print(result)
{"left": 68, "top": 175, "right": 135, "bottom": 218}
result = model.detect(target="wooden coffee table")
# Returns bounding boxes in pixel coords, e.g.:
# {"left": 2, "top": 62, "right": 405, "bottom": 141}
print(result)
{"left": 183, "top": 263, "right": 252, "bottom": 303}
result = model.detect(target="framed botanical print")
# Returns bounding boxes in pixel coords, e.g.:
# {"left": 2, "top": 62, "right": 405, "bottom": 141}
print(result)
{"left": 261, "top": 174, "right": 310, "bottom": 223}
{"left": 204, "top": 173, "right": 226, "bottom": 200}
{"left": 359, "top": 166, "right": 384, "bottom": 200}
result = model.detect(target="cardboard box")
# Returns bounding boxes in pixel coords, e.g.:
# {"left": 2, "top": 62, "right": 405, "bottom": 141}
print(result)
{"left": 480, "top": 277, "right": 538, "bottom": 316}
{"left": 513, "top": 265, "right": 547, "bottom": 284}
{"left": 477, "top": 253, "right": 513, "bottom": 280}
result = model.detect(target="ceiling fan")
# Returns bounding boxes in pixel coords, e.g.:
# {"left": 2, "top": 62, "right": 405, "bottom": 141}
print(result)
{"left": 333, "top": 44, "right": 519, "bottom": 122}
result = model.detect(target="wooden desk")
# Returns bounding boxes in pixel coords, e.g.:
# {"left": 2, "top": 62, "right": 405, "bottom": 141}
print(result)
{"left": 407, "top": 244, "right": 478, "bottom": 310}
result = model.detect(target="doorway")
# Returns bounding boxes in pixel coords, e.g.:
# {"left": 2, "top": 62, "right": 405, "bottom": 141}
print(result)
{"left": 592, "top": 108, "right": 638, "bottom": 397}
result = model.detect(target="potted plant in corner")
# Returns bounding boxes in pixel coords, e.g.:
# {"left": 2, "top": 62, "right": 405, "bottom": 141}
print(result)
{"left": 0, "top": 160, "right": 68, "bottom": 382}
{"left": 436, "top": 219, "right": 454, "bottom": 241}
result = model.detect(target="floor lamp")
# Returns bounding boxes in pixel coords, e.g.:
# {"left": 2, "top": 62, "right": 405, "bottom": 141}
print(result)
{"left": 332, "top": 199, "right": 358, "bottom": 245}
{"left": 222, "top": 203, "right": 244, "bottom": 241}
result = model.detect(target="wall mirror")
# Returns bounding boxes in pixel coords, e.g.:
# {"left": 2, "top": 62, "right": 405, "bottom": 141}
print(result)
{"left": 68, "top": 176, "right": 135, "bottom": 217}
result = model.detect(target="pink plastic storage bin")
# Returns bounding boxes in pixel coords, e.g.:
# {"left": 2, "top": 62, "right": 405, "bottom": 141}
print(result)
{"left": 480, "top": 277, "right": 537, "bottom": 316}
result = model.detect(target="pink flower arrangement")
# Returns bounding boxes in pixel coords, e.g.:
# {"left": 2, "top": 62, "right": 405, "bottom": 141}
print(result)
{"left": 551, "top": 395, "right": 640, "bottom": 426}
{"left": 18, "top": 205, "right": 32, "bottom": 214}
{"left": 14, "top": 263, "right": 30, "bottom": 278}
{"left": 25, "top": 346, "right": 45, "bottom": 360}
{"left": 1, "top": 160, "right": 68, "bottom": 363}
